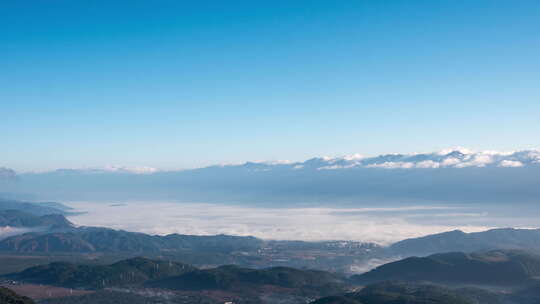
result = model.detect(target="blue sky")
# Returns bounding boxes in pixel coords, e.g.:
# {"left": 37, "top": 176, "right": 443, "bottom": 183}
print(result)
{"left": 2, "top": 0, "right": 539, "bottom": 171}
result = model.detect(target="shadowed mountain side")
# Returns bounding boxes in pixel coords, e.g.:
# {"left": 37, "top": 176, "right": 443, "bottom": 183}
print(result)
{"left": 38, "top": 291, "right": 167, "bottom": 304}
{"left": 0, "top": 232, "right": 97, "bottom": 252}
{"left": 6, "top": 258, "right": 348, "bottom": 297}
{"left": 0, "top": 210, "right": 74, "bottom": 230}
{"left": 510, "top": 282, "right": 540, "bottom": 304}
{"left": 351, "top": 250, "right": 540, "bottom": 286}
{"left": 0, "top": 287, "right": 35, "bottom": 304}
{"left": 0, "top": 228, "right": 264, "bottom": 253}
{"left": 6, "top": 257, "right": 196, "bottom": 289}
{"left": 145, "top": 264, "right": 347, "bottom": 293}
{"left": 311, "top": 281, "right": 492, "bottom": 304}
{"left": 0, "top": 199, "right": 70, "bottom": 216}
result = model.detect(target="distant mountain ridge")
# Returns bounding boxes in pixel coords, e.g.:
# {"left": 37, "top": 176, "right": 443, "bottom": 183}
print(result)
{"left": 21, "top": 149, "right": 540, "bottom": 173}
{"left": 0, "top": 199, "right": 70, "bottom": 216}
{"left": 0, "top": 227, "right": 264, "bottom": 254}
{"left": 0, "top": 210, "right": 74, "bottom": 230}
{"left": 4, "top": 149, "right": 540, "bottom": 203}
{"left": 390, "top": 228, "right": 540, "bottom": 257}
{"left": 0, "top": 168, "right": 17, "bottom": 181}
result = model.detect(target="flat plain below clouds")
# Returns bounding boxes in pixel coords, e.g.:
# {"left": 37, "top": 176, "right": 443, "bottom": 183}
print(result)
{"left": 62, "top": 201, "right": 537, "bottom": 245}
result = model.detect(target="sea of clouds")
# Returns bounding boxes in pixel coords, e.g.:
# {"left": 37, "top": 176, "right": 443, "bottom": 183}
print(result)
{"left": 62, "top": 201, "right": 538, "bottom": 245}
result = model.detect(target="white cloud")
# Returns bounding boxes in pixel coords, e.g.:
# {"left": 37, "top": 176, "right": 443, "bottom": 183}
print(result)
{"left": 253, "top": 160, "right": 293, "bottom": 165}
{"left": 318, "top": 164, "right": 356, "bottom": 170}
{"left": 65, "top": 202, "right": 495, "bottom": 246}
{"left": 526, "top": 151, "right": 540, "bottom": 163}
{"left": 290, "top": 148, "right": 538, "bottom": 170}
{"left": 499, "top": 160, "right": 524, "bottom": 167}
{"left": 349, "top": 257, "right": 401, "bottom": 274}
{"left": 455, "top": 154, "right": 494, "bottom": 168}
{"left": 338, "top": 148, "right": 539, "bottom": 170}
{"left": 415, "top": 160, "right": 440, "bottom": 169}
{"left": 441, "top": 157, "right": 461, "bottom": 167}
{"left": 0, "top": 226, "right": 38, "bottom": 240}
{"left": 101, "top": 165, "right": 158, "bottom": 174}
{"left": 48, "top": 166, "right": 159, "bottom": 174}
{"left": 343, "top": 154, "right": 364, "bottom": 161}
{"left": 366, "top": 162, "right": 414, "bottom": 169}
{"left": 482, "top": 150, "right": 515, "bottom": 156}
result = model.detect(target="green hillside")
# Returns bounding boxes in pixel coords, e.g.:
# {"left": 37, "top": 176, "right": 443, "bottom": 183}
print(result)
{"left": 7, "top": 257, "right": 195, "bottom": 289}
{"left": 0, "top": 210, "right": 73, "bottom": 228}
{"left": 0, "top": 227, "right": 263, "bottom": 254}
{"left": 352, "top": 250, "right": 540, "bottom": 286}
{"left": 147, "top": 264, "right": 346, "bottom": 294}
{"left": 312, "top": 281, "right": 476, "bottom": 304}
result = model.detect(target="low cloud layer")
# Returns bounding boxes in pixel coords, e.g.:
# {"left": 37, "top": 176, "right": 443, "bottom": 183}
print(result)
{"left": 62, "top": 201, "right": 537, "bottom": 245}
{"left": 0, "top": 226, "right": 37, "bottom": 240}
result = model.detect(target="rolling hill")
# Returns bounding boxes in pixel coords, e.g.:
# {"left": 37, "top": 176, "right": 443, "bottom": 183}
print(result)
{"left": 0, "top": 226, "right": 264, "bottom": 254}
{"left": 6, "top": 258, "right": 348, "bottom": 298}
{"left": 0, "top": 199, "right": 69, "bottom": 216}
{"left": 146, "top": 264, "right": 346, "bottom": 292}
{"left": 311, "top": 281, "right": 484, "bottom": 304}
{"left": 6, "top": 257, "right": 195, "bottom": 289}
{"left": 0, "top": 210, "right": 74, "bottom": 230}
{"left": 351, "top": 250, "right": 540, "bottom": 286}
{"left": 390, "top": 228, "right": 540, "bottom": 257}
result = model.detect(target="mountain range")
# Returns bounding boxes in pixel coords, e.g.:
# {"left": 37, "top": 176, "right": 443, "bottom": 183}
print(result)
{"left": 0, "top": 210, "right": 73, "bottom": 230}
{"left": 2, "top": 149, "right": 540, "bottom": 204}
{"left": 390, "top": 228, "right": 540, "bottom": 256}
{"left": 16, "top": 148, "right": 540, "bottom": 173}
{"left": 0, "top": 168, "right": 17, "bottom": 181}
{"left": 0, "top": 226, "right": 263, "bottom": 254}
{"left": 0, "top": 199, "right": 70, "bottom": 216}
{"left": 7, "top": 252, "right": 540, "bottom": 304}
{"left": 7, "top": 257, "right": 195, "bottom": 289}
{"left": 5, "top": 257, "right": 348, "bottom": 298}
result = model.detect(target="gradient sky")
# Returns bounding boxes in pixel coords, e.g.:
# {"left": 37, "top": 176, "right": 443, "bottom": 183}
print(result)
{"left": 2, "top": 1, "right": 539, "bottom": 171}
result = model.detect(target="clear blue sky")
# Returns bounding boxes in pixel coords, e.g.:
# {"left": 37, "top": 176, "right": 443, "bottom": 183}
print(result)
{"left": 2, "top": 1, "right": 539, "bottom": 171}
